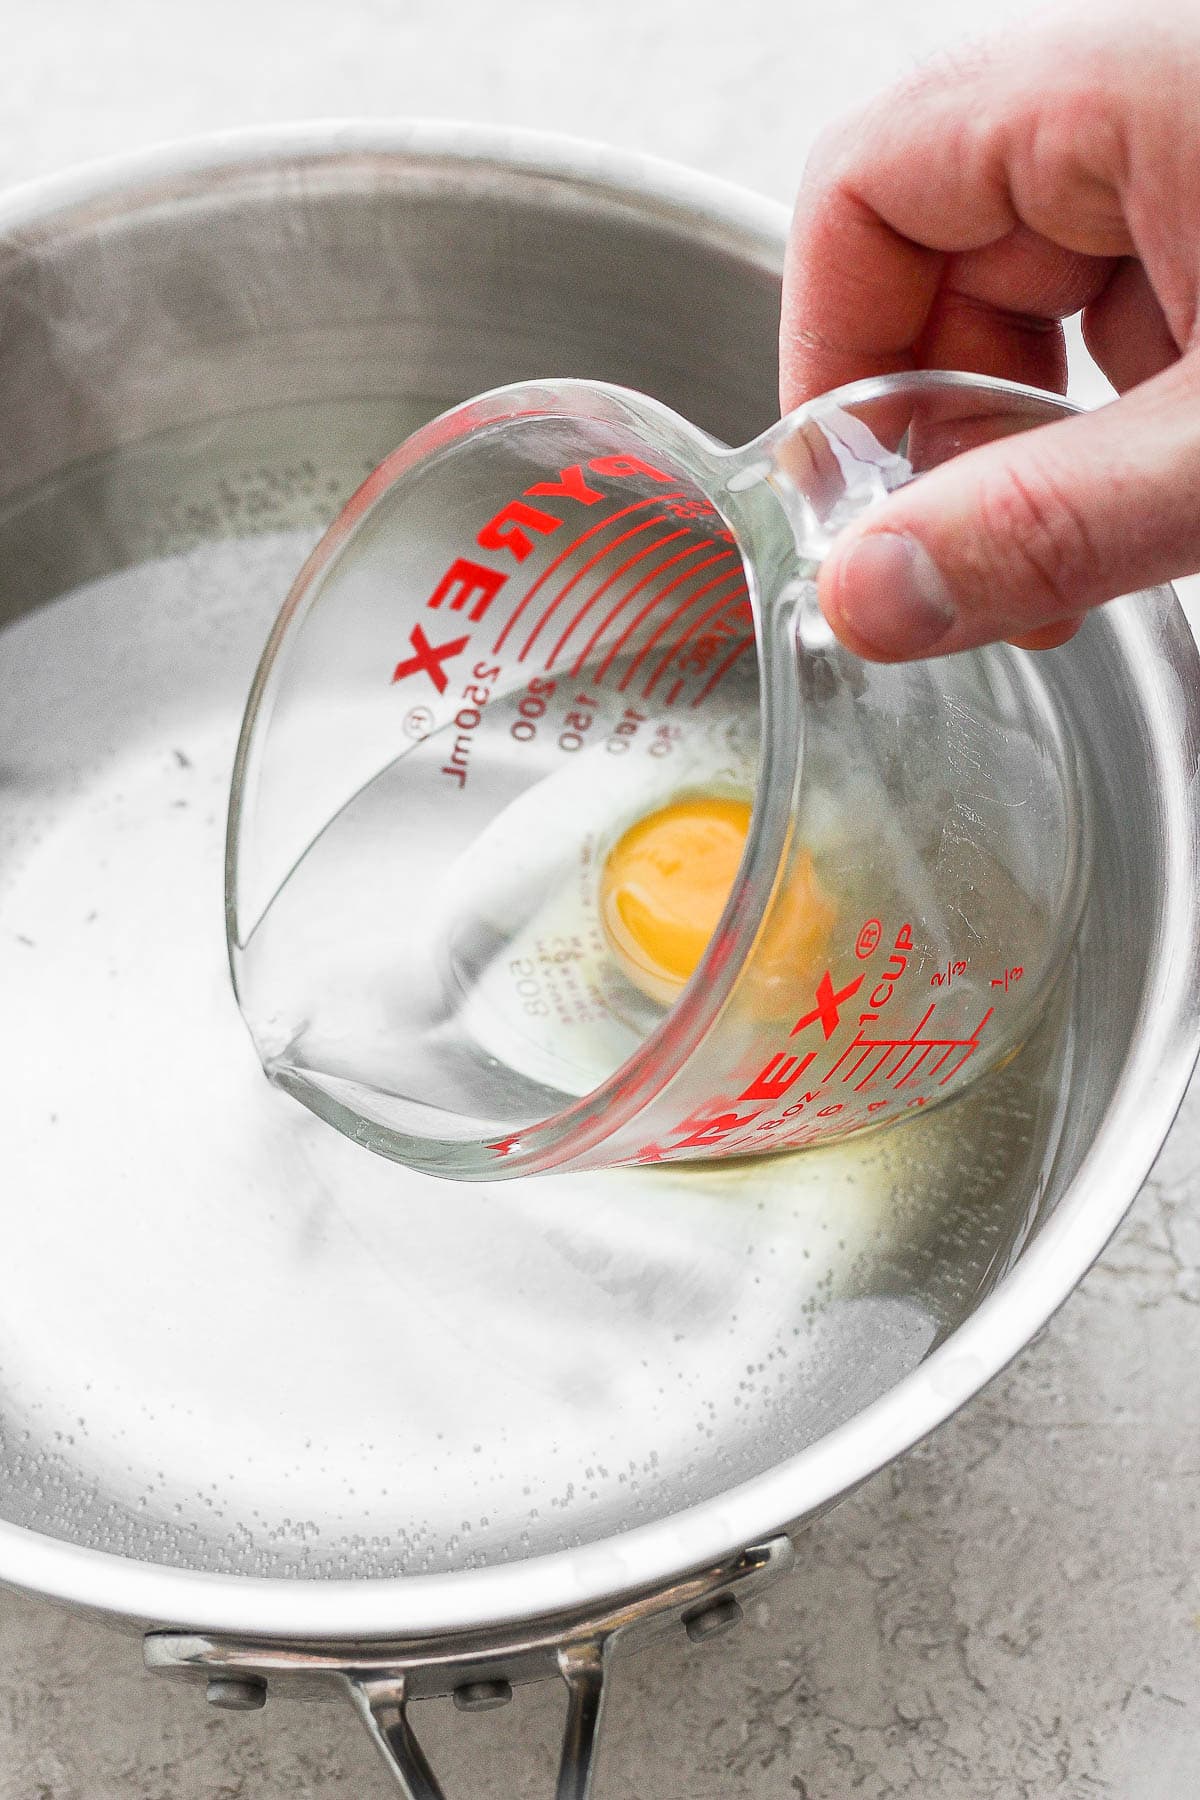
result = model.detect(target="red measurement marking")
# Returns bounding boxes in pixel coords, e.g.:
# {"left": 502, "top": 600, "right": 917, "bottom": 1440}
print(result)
{"left": 524, "top": 520, "right": 681, "bottom": 664}
{"left": 593, "top": 548, "right": 737, "bottom": 684}
{"left": 572, "top": 540, "right": 723, "bottom": 680}
{"left": 520, "top": 515, "right": 695, "bottom": 665}
{"left": 618, "top": 565, "right": 745, "bottom": 693}
{"left": 855, "top": 919, "right": 882, "bottom": 959}
{"left": 690, "top": 632, "right": 755, "bottom": 705}
{"left": 930, "top": 960, "right": 967, "bottom": 988}
{"left": 991, "top": 966, "right": 1024, "bottom": 992}
{"left": 791, "top": 970, "right": 866, "bottom": 1041}
{"left": 643, "top": 585, "right": 752, "bottom": 698}
{"left": 391, "top": 623, "right": 470, "bottom": 694}
{"left": 541, "top": 524, "right": 686, "bottom": 668}
{"left": 666, "top": 677, "right": 684, "bottom": 705}
{"left": 491, "top": 495, "right": 684, "bottom": 655}
{"left": 825, "top": 1003, "right": 994, "bottom": 1091}
{"left": 567, "top": 541, "right": 717, "bottom": 681}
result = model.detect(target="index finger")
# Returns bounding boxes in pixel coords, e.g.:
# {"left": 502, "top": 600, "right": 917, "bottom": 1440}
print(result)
{"left": 780, "top": 172, "right": 948, "bottom": 406}
{"left": 780, "top": 33, "right": 1132, "bottom": 409}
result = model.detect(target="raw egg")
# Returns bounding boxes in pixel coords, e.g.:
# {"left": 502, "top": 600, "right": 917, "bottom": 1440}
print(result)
{"left": 601, "top": 796, "right": 749, "bottom": 1005}
{"left": 600, "top": 793, "right": 835, "bottom": 1009}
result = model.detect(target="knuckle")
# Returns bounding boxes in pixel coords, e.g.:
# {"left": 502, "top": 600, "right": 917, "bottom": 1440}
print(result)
{"left": 1019, "top": 102, "right": 1130, "bottom": 244}
{"left": 971, "top": 455, "right": 1101, "bottom": 620}
{"left": 904, "top": 33, "right": 995, "bottom": 101}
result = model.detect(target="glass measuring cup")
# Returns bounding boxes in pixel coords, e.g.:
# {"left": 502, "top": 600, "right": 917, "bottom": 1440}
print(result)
{"left": 227, "top": 369, "right": 1090, "bottom": 1179}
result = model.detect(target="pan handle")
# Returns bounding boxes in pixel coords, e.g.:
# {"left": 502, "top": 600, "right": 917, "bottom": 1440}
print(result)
{"left": 346, "top": 1640, "right": 607, "bottom": 1800}
{"left": 146, "top": 1536, "right": 793, "bottom": 1799}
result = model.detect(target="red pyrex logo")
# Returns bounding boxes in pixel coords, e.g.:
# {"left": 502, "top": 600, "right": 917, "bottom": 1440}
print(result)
{"left": 391, "top": 456, "right": 677, "bottom": 693}
{"left": 623, "top": 924, "right": 996, "bottom": 1165}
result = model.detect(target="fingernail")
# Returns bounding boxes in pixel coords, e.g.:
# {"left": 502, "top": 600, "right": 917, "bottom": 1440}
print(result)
{"left": 827, "top": 531, "right": 957, "bottom": 658}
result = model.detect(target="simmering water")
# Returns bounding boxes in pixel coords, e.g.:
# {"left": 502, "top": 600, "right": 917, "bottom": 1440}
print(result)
{"left": 0, "top": 400, "right": 1077, "bottom": 1578}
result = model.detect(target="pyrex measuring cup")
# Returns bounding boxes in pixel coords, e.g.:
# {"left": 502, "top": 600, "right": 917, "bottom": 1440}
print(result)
{"left": 227, "top": 369, "right": 1090, "bottom": 1179}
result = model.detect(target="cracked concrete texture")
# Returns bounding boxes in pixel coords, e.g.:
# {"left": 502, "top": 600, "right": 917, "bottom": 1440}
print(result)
{"left": 2, "top": 0, "right": 1199, "bottom": 1793}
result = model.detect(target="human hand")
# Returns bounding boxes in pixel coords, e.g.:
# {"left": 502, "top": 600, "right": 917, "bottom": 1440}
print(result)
{"left": 781, "top": 5, "right": 1200, "bottom": 660}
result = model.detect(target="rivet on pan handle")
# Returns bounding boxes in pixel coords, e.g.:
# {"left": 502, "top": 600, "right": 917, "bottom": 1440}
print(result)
{"left": 343, "top": 1647, "right": 605, "bottom": 1800}
{"left": 145, "top": 1535, "right": 793, "bottom": 1799}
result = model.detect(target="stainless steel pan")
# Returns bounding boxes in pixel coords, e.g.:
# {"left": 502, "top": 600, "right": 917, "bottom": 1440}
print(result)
{"left": 1, "top": 123, "right": 1197, "bottom": 1797}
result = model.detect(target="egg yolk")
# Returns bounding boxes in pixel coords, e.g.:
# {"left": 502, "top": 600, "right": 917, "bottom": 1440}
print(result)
{"left": 604, "top": 799, "right": 744, "bottom": 1008}
{"left": 600, "top": 794, "right": 836, "bottom": 1008}
{"left": 600, "top": 797, "right": 751, "bottom": 1005}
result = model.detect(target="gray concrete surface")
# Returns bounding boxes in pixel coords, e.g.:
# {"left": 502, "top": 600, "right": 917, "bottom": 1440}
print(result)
{"left": 1, "top": 1, "right": 1199, "bottom": 1795}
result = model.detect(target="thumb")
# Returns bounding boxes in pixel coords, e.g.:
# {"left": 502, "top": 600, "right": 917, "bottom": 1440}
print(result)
{"left": 817, "top": 361, "right": 1200, "bottom": 661}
